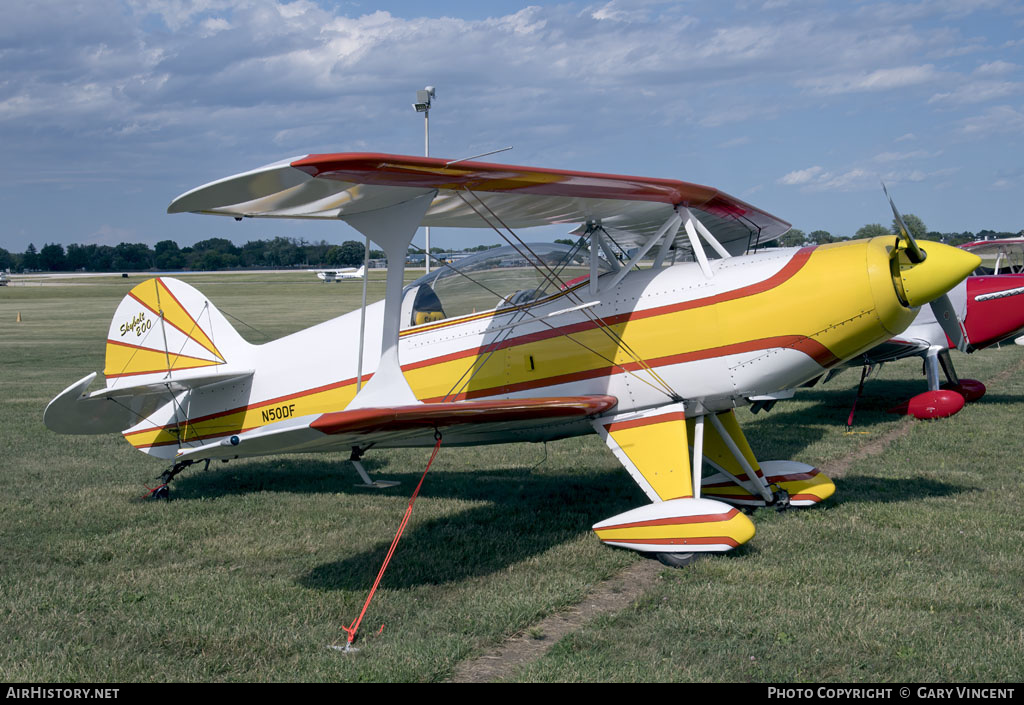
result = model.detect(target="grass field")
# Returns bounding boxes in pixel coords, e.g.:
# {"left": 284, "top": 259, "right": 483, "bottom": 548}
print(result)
{"left": 1, "top": 271, "right": 1022, "bottom": 682}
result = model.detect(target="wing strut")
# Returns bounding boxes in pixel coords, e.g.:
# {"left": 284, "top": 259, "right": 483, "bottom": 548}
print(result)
{"left": 679, "top": 206, "right": 732, "bottom": 279}
{"left": 450, "top": 189, "right": 683, "bottom": 402}
{"left": 342, "top": 191, "right": 437, "bottom": 410}
{"left": 602, "top": 212, "right": 683, "bottom": 291}
{"left": 356, "top": 234, "right": 370, "bottom": 392}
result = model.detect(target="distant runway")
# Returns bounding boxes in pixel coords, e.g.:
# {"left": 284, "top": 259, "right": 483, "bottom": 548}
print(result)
{"left": 4, "top": 269, "right": 396, "bottom": 286}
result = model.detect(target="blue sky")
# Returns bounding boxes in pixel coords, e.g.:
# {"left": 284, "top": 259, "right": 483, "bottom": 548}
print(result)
{"left": 2, "top": 0, "right": 1022, "bottom": 253}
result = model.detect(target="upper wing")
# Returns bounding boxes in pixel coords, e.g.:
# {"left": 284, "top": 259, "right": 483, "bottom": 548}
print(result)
{"left": 167, "top": 153, "right": 790, "bottom": 253}
{"left": 173, "top": 395, "right": 617, "bottom": 462}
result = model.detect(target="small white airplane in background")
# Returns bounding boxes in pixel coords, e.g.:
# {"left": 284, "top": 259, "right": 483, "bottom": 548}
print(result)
{"left": 311, "top": 265, "right": 365, "bottom": 283}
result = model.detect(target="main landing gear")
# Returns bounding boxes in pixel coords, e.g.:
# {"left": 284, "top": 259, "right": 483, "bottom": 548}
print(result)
{"left": 349, "top": 447, "right": 400, "bottom": 489}
{"left": 889, "top": 346, "right": 986, "bottom": 420}
{"left": 146, "top": 458, "right": 210, "bottom": 500}
{"left": 591, "top": 406, "right": 834, "bottom": 568}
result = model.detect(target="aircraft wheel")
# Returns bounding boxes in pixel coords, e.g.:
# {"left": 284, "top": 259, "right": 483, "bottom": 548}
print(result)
{"left": 655, "top": 552, "right": 702, "bottom": 568}
{"left": 150, "top": 485, "right": 170, "bottom": 501}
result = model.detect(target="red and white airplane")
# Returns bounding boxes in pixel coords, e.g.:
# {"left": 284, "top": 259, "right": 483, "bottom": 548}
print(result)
{"left": 963, "top": 238, "right": 1024, "bottom": 275}
{"left": 43, "top": 153, "right": 980, "bottom": 567}
{"left": 822, "top": 209, "right": 1024, "bottom": 421}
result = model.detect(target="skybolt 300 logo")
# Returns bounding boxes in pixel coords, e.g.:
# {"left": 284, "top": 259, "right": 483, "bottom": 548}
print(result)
{"left": 119, "top": 311, "right": 152, "bottom": 337}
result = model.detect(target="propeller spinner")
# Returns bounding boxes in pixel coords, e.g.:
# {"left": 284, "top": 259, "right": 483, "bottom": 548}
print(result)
{"left": 883, "top": 183, "right": 970, "bottom": 352}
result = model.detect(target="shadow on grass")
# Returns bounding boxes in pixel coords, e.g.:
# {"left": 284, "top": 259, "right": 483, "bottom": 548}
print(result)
{"left": 801, "top": 376, "right": 1024, "bottom": 418}
{"left": 827, "top": 474, "right": 974, "bottom": 508}
{"left": 299, "top": 467, "right": 642, "bottom": 590}
{"left": 741, "top": 390, "right": 906, "bottom": 460}
{"left": 168, "top": 455, "right": 399, "bottom": 500}
{"left": 961, "top": 393, "right": 1024, "bottom": 407}
{"left": 152, "top": 382, "right": 983, "bottom": 589}
{"left": 166, "top": 457, "right": 642, "bottom": 588}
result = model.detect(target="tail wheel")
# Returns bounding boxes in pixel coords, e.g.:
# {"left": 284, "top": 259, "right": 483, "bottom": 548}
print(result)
{"left": 655, "top": 552, "right": 702, "bottom": 568}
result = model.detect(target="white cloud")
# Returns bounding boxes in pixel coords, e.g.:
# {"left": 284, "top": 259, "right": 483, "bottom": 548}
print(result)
{"left": 1, "top": 0, "right": 1022, "bottom": 249}
{"left": 872, "top": 150, "right": 941, "bottom": 162}
{"left": 590, "top": 1, "right": 650, "bottom": 23}
{"left": 778, "top": 166, "right": 824, "bottom": 185}
{"left": 929, "top": 81, "right": 1023, "bottom": 106}
{"left": 975, "top": 60, "right": 1019, "bottom": 76}
{"left": 800, "top": 65, "right": 943, "bottom": 95}
{"left": 777, "top": 161, "right": 957, "bottom": 192}
{"left": 126, "top": 0, "right": 239, "bottom": 32}
{"left": 778, "top": 167, "right": 877, "bottom": 192}
{"left": 960, "top": 104, "right": 1024, "bottom": 134}
{"left": 816, "top": 168, "right": 870, "bottom": 191}
{"left": 199, "top": 17, "right": 231, "bottom": 37}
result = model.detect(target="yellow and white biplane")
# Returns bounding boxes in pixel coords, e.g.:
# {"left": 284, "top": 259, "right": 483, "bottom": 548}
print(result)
{"left": 43, "top": 153, "right": 980, "bottom": 566}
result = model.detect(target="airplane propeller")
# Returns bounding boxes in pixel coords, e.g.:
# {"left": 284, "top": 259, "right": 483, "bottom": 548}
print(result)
{"left": 883, "top": 183, "right": 970, "bottom": 352}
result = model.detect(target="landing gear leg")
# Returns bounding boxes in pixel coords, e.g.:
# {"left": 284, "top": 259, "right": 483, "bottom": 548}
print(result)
{"left": 697, "top": 411, "right": 835, "bottom": 509}
{"left": 349, "top": 447, "right": 400, "bottom": 489}
{"left": 893, "top": 346, "right": 971, "bottom": 418}
{"left": 769, "top": 485, "right": 790, "bottom": 512}
{"left": 938, "top": 348, "right": 987, "bottom": 402}
{"left": 148, "top": 458, "right": 209, "bottom": 500}
{"left": 937, "top": 349, "right": 959, "bottom": 388}
{"left": 591, "top": 405, "right": 756, "bottom": 567}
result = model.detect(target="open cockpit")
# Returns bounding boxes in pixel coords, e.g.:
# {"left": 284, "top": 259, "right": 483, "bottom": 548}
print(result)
{"left": 401, "top": 243, "right": 613, "bottom": 329}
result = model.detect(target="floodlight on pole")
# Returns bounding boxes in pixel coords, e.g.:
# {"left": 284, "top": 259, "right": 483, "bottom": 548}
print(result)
{"left": 413, "top": 86, "right": 435, "bottom": 273}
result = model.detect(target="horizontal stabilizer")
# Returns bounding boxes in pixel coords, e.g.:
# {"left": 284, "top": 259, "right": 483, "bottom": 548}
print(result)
{"left": 90, "top": 370, "right": 254, "bottom": 399}
{"left": 45, "top": 373, "right": 137, "bottom": 435}
{"left": 45, "top": 369, "right": 255, "bottom": 435}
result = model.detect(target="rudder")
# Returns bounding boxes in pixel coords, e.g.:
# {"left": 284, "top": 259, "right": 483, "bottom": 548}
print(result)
{"left": 104, "top": 277, "right": 250, "bottom": 390}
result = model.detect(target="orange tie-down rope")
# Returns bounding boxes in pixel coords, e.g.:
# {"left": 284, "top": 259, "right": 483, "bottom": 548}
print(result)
{"left": 335, "top": 431, "right": 443, "bottom": 651}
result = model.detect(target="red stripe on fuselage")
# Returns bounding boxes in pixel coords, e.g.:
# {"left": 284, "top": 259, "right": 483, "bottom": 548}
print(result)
{"left": 422, "top": 335, "right": 835, "bottom": 402}
{"left": 402, "top": 247, "right": 815, "bottom": 368}
{"left": 604, "top": 411, "right": 688, "bottom": 433}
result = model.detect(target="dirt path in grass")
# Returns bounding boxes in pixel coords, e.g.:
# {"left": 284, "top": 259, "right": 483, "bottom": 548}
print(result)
{"left": 448, "top": 354, "right": 1024, "bottom": 682}
{"left": 447, "top": 558, "right": 663, "bottom": 683}
{"left": 823, "top": 354, "right": 1024, "bottom": 479}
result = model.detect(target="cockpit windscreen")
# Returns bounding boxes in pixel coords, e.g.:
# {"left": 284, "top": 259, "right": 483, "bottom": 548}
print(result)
{"left": 402, "top": 243, "right": 612, "bottom": 328}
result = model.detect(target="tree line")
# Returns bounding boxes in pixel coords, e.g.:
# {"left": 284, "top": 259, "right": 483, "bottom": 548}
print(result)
{"left": 775, "top": 214, "right": 1021, "bottom": 248}
{"left": 2, "top": 218, "right": 1020, "bottom": 273}
{"left": 0, "top": 237, "right": 388, "bottom": 273}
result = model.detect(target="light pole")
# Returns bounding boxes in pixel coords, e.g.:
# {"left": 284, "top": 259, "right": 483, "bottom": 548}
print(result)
{"left": 413, "top": 86, "right": 435, "bottom": 273}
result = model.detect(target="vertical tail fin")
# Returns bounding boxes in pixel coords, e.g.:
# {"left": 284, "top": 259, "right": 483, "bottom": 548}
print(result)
{"left": 104, "top": 277, "right": 251, "bottom": 390}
